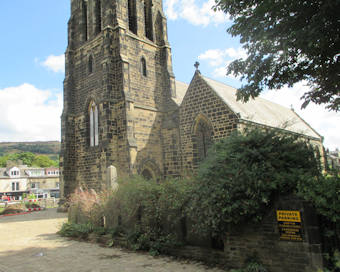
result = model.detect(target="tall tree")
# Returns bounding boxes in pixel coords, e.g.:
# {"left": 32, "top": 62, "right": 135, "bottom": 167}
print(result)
{"left": 215, "top": 0, "right": 340, "bottom": 111}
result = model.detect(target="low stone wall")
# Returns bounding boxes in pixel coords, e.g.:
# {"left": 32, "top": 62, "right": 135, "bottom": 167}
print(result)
{"left": 181, "top": 195, "right": 323, "bottom": 272}
{"left": 67, "top": 195, "right": 323, "bottom": 272}
{"left": 230, "top": 196, "right": 322, "bottom": 272}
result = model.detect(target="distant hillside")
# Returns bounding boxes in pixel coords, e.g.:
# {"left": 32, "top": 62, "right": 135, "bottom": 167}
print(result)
{"left": 0, "top": 141, "right": 60, "bottom": 158}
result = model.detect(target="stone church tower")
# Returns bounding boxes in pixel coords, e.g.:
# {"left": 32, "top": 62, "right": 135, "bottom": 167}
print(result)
{"left": 61, "top": 0, "right": 180, "bottom": 197}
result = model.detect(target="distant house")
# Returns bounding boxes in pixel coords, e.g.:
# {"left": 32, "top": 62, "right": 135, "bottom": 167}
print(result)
{"left": 326, "top": 149, "right": 340, "bottom": 172}
{"left": 0, "top": 166, "right": 29, "bottom": 200}
{"left": 0, "top": 166, "right": 60, "bottom": 200}
{"left": 45, "top": 167, "right": 60, "bottom": 176}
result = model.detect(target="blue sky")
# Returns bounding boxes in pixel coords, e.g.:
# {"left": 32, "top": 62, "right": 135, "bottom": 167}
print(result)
{"left": 0, "top": 0, "right": 338, "bottom": 150}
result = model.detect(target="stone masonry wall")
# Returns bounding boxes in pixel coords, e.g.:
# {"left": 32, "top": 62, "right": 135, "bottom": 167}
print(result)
{"left": 165, "top": 196, "right": 323, "bottom": 272}
{"left": 179, "top": 72, "right": 239, "bottom": 172}
{"left": 118, "top": 0, "right": 176, "bottom": 178}
{"left": 62, "top": 0, "right": 176, "bottom": 196}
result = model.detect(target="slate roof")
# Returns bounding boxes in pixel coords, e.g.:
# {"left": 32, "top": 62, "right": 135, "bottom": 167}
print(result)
{"left": 1, "top": 166, "right": 28, "bottom": 178}
{"left": 202, "top": 76, "right": 320, "bottom": 139}
{"left": 173, "top": 74, "right": 321, "bottom": 139}
{"left": 0, "top": 166, "right": 57, "bottom": 178}
{"left": 172, "top": 80, "right": 188, "bottom": 106}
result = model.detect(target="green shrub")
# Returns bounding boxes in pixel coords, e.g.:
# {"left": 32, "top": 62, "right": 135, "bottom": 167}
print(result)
{"left": 25, "top": 202, "right": 40, "bottom": 208}
{"left": 27, "top": 194, "right": 36, "bottom": 200}
{"left": 298, "top": 175, "right": 340, "bottom": 271}
{"left": 58, "top": 222, "right": 93, "bottom": 239}
{"left": 189, "top": 129, "right": 321, "bottom": 236}
{"left": 62, "top": 128, "right": 339, "bottom": 268}
{"left": 126, "top": 225, "right": 181, "bottom": 255}
{"left": 102, "top": 175, "right": 192, "bottom": 254}
{"left": 229, "top": 255, "right": 268, "bottom": 272}
{"left": 298, "top": 175, "right": 340, "bottom": 223}
{"left": 69, "top": 188, "right": 105, "bottom": 226}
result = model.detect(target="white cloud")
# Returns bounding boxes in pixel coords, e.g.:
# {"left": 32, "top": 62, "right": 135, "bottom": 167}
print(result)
{"left": 213, "top": 66, "right": 228, "bottom": 78}
{"left": 0, "top": 84, "right": 62, "bottom": 142}
{"left": 198, "top": 47, "right": 246, "bottom": 79}
{"left": 41, "top": 54, "right": 65, "bottom": 73}
{"left": 165, "top": 0, "right": 229, "bottom": 26}
{"left": 198, "top": 49, "right": 227, "bottom": 66}
{"left": 199, "top": 47, "right": 246, "bottom": 66}
{"left": 224, "top": 48, "right": 247, "bottom": 60}
{"left": 261, "top": 82, "right": 340, "bottom": 150}
{"left": 166, "top": 0, "right": 180, "bottom": 20}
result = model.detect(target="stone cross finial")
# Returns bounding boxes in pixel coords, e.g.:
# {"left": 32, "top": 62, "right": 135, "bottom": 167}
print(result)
{"left": 194, "top": 61, "right": 200, "bottom": 70}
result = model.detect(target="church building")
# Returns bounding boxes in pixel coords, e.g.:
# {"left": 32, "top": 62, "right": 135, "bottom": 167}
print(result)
{"left": 60, "top": 0, "right": 323, "bottom": 197}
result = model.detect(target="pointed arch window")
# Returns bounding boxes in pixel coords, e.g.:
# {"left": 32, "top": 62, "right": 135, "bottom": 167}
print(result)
{"left": 95, "top": 0, "right": 102, "bottom": 34}
{"left": 128, "top": 0, "right": 137, "bottom": 34}
{"left": 89, "top": 101, "right": 99, "bottom": 147}
{"left": 82, "top": 0, "right": 88, "bottom": 41}
{"left": 144, "top": 0, "right": 153, "bottom": 41}
{"left": 193, "top": 116, "right": 213, "bottom": 162}
{"left": 141, "top": 57, "right": 147, "bottom": 77}
{"left": 88, "top": 55, "right": 93, "bottom": 74}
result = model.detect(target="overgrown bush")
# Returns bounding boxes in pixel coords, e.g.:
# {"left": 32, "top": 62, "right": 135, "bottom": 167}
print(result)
{"left": 68, "top": 188, "right": 107, "bottom": 226}
{"left": 58, "top": 222, "right": 94, "bottom": 239}
{"left": 230, "top": 259, "right": 268, "bottom": 272}
{"left": 65, "top": 176, "right": 192, "bottom": 255}
{"left": 298, "top": 175, "right": 340, "bottom": 224}
{"left": 189, "top": 129, "right": 322, "bottom": 236}
{"left": 61, "top": 128, "right": 339, "bottom": 269}
{"left": 298, "top": 174, "right": 340, "bottom": 271}
{"left": 103, "top": 176, "right": 192, "bottom": 254}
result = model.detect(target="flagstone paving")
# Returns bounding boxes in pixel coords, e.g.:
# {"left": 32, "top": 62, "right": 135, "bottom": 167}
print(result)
{"left": 0, "top": 209, "right": 223, "bottom": 272}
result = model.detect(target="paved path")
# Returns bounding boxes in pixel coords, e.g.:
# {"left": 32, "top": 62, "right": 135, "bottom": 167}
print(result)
{"left": 0, "top": 209, "right": 224, "bottom": 272}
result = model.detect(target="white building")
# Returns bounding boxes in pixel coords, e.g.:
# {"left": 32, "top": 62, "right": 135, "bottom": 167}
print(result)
{"left": 0, "top": 166, "right": 60, "bottom": 200}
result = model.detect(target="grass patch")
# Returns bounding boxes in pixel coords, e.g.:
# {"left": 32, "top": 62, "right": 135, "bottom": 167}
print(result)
{"left": 0, "top": 207, "right": 5, "bottom": 215}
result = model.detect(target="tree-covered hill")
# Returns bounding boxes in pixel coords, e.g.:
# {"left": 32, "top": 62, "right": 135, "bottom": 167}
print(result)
{"left": 0, "top": 141, "right": 60, "bottom": 168}
{"left": 0, "top": 141, "right": 60, "bottom": 156}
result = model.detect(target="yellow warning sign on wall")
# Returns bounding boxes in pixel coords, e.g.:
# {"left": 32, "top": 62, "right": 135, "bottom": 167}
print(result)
{"left": 277, "top": 210, "right": 303, "bottom": 242}
{"left": 277, "top": 210, "right": 301, "bottom": 222}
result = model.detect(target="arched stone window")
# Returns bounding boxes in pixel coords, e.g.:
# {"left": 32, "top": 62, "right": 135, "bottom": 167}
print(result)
{"left": 88, "top": 55, "right": 93, "bottom": 74}
{"left": 139, "top": 160, "right": 161, "bottom": 181}
{"left": 89, "top": 101, "right": 99, "bottom": 146}
{"left": 144, "top": 0, "right": 153, "bottom": 41}
{"left": 141, "top": 57, "right": 147, "bottom": 77}
{"left": 95, "top": 0, "right": 102, "bottom": 34}
{"left": 128, "top": 0, "right": 137, "bottom": 34}
{"left": 82, "top": 0, "right": 88, "bottom": 41}
{"left": 193, "top": 115, "right": 213, "bottom": 162}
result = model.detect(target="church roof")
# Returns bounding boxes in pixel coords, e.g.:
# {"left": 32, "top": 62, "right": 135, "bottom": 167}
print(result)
{"left": 202, "top": 76, "right": 321, "bottom": 139}
{"left": 173, "top": 80, "right": 189, "bottom": 106}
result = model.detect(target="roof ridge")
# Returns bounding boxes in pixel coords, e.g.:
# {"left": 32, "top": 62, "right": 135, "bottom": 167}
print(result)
{"left": 199, "top": 75, "right": 320, "bottom": 139}
{"left": 201, "top": 75, "right": 298, "bottom": 113}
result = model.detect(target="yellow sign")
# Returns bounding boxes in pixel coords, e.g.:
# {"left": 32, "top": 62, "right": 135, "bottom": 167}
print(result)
{"left": 277, "top": 210, "right": 301, "bottom": 222}
{"left": 277, "top": 210, "right": 303, "bottom": 242}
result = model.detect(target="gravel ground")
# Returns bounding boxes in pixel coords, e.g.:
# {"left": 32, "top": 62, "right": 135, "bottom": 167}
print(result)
{"left": 0, "top": 208, "right": 224, "bottom": 272}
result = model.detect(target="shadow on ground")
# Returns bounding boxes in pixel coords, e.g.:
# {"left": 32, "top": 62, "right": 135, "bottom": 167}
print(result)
{"left": 0, "top": 208, "right": 67, "bottom": 224}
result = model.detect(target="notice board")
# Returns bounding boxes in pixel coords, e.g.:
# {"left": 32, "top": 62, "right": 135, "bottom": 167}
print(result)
{"left": 277, "top": 210, "right": 303, "bottom": 242}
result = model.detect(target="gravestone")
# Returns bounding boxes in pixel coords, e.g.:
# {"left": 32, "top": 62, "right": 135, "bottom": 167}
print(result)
{"left": 107, "top": 165, "right": 118, "bottom": 191}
